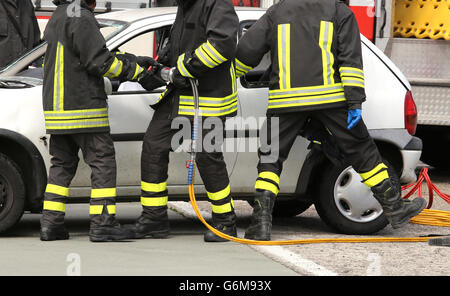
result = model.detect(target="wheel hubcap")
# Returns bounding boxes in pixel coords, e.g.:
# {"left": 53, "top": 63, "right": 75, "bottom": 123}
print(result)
{"left": 333, "top": 166, "right": 383, "bottom": 223}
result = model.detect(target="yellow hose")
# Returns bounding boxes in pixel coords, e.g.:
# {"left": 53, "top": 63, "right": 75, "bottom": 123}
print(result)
{"left": 188, "top": 185, "right": 446, "bottom": 245}
{"left": 410, "top": 209, "right": 450, "bottom": 227}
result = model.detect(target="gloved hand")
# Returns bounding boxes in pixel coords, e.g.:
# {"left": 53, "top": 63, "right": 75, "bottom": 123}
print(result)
{"left": 347, "top": 108, "right": 362, "bottom": 130}
{"left": 136, "top": 56, "right": 159, "bottom": 70}
{"left": 138, "top": 71, "right": 166, "bottom": 91}
{"left": 160, "top": 67, "right": 191, "bottom": 89}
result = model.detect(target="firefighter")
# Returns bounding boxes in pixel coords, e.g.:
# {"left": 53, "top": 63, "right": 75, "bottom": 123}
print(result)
{"left": 40, "top": 0, "right": 149, "bottom": 242}
{"left": 0, "top": 0, "right": 41, "bottom": 68}
{"left": 235, "top": 0, "right": 427, "bottom": 240}
{"left": 134, "top": 0, "right": 239, "bottom": 242}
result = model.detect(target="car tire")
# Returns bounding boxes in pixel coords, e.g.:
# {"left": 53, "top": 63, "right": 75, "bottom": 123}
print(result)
{"left": 314, "top": 160, "right": 398, "bottom": 235}
{"left": 272, "top": 199, "right": 313, "bottom": 218}
{"left": 0, "top": 153, "right": 26, "bottom": 234}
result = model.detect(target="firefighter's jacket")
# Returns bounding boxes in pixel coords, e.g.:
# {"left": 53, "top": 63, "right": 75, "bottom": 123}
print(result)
{"left": 235, "top": 0, "right": 366, "bottom": 114}
{"left": 157, "top": 0, "right": 239, "bottom": 118}
{"left": 42, "top": 1, "right": 144, "bottom": 134}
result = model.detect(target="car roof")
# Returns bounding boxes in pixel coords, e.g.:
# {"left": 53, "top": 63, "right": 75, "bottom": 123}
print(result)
{"left": 97, "top": 6, "right": 265, "bottom": 23}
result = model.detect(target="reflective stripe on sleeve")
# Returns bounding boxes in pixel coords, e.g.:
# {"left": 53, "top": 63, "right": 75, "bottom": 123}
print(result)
{"left": 177, "top": 54, "right": 194, "bottom": 78}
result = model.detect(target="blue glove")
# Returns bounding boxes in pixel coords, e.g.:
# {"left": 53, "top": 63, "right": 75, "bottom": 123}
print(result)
{"left": 347, "top": 109, "right": 362, "bottom": 130}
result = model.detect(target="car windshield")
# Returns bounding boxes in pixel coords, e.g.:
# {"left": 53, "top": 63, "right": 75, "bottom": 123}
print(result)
{"left": 0, "top": 19, "right": 128, "bottom": 79}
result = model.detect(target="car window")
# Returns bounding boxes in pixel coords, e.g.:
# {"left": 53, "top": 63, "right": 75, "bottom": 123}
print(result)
{"left": 238, "top": 21, "right": 271, "bottom": 89}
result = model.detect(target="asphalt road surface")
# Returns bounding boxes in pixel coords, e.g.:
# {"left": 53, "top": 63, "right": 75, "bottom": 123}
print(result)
{"left": 0, "top": 167, "right": 449, "bottom": 277}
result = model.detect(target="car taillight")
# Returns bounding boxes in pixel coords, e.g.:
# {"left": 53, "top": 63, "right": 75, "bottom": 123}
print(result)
{"left": 404, "top": 90, "right": 417, "bottom": 135}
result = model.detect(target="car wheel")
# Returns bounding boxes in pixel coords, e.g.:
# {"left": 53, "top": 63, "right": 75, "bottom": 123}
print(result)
{"left": 0, "top": 153, "right": 26, "bottom": 234}
{"left": 314, "top": 160, "right": 398, "bottom": 234}
{"left": 272, "top": 199, "right": 313, "bottom": 218}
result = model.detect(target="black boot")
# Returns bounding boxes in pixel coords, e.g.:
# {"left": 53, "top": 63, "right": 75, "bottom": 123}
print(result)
{"left": 127, "top": 206, "right": 170, "bottom": 239}
{"left": 371, "top": 179, "right": 426, "bottom": 229}
{"left": 204, "top": 212, "right": 237, "bottom": 242}
{"left": 244, "top": 190, "right": 276, "bottom": 241}
{"left": 40, "top": 210, "right": 69, "bottom": 241}
{"left": 89, "top": 206, "right": 135, "bottom": 242}
{"left": 40, "top": 225, "right": 69, "bottom": 241}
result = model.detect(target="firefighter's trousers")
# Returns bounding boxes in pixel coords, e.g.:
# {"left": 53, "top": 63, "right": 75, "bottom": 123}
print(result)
{"left": 40, "top": 133, "right": 117, "bottom": 227}
{"left": 140, "top": 117, "right": 235, "bottom": 225}
{"left": 255, "top": 107, "right": 389, "bottom": 195}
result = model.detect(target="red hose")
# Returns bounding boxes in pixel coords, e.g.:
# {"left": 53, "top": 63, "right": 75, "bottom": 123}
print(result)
{"left": 401, "top": 167, "right": 450, "bottom": 208}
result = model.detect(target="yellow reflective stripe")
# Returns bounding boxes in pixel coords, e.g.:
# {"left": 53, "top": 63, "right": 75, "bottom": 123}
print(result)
{"left": 44, "top": 108, "right": 108, "bottom": 114}
{"left": 45, "top": 118, "right": 109, "bottom": 130}
{"left": 278, "top": 23, "right": 291, "bottom": 90}
{"left": 211, "top": 199, "right": 234, "bottom": 214}
{"left": 178, "top": 106, "right": 237, "bottom": 117}
{"left": 255, "top": 180, "right": 279, "bottom": 195}
{"left": 43, "top": 200, "right": 66, "bottom": 212}
{"left": 44, "top": 108, "right": 108, "bottom": 120}
{"left": 207, "top": 185, "right": 231, "bottom": 201}
{"left": 46, "top": 184, "right": 70, "bottom": 197}
{"left": 104, "top": 58, "right": 123, "bottom": 79}
{"left": 205, "top": 40, "right": 227, "bottom": 63}
{"left": 195, "top": 46, "right": 218, "bottom": 68}
{"left": 268, "top": 98, "right": 346, "bottom": 109}
{"left": 132, "top": 64, "right": 144, "bottom": 80}
{"left": 91, "top": 188, "right": 116, "bottom": 198}
{"left": 342, "top": 76, "right": 365, "bottom": 88}
{"left": 89, "top": 205, "right": 116, "bottom": 215}
{"left": 269, "top": 92, "right": 346, "bottom": 103}
{"left": 230, "top": 64, "right": 237, "bottom": 94}
{"left": 53, "top": 42, "right": 64, "bottom": 111}
{"left": 235, "top": 58, "right": 252, "bottom": 72}
{"left": 141, "top": 181, "right": 167, "bottom": 193}
{"left": 140, "top": 196, "right": 168, "bottom": 207}
{"left": 341, "top": 73, "right": 365, "bottom": 80}
{"left": 360, "top": 163, "right": 388, "bottom": 180}
{"left": 363, "top": 170, "right": 389, "bottom": 187}
{"left": 177, "top": 54, "right": 194, "bottom": 78}
{"left": 319, "top": 21, "right": 335, "bottom": 85}
{"left": 340, "top": 67, "right": 364, "bottom": 75}
{"left": 258, "top": 171, "right": 280, "bottom": 185}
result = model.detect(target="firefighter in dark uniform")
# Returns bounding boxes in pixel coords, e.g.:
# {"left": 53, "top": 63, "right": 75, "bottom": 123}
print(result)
{"left": 235, "top": 0, "right": 427, "bottom": 240}
{"left": 40, "top": 0, "right": 148, "bottom": 242}
{"left": 0, "top": 0, "right": 41, "bottom": 68}
{"left": 135, "top": 0, "right": 239, "bottom": 242}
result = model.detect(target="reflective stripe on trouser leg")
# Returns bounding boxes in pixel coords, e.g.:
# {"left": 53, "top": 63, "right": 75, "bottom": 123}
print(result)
{"left": 255, "top": 171, "right": 280, "bottom": 196}
{"left": 140, "top": 181, "right": 169, "bottom": 207}
{"left": 207, "top": 184, "right": 234, "bottom": 215}
{"left": 89, "top": 187, "right": 117, "bottom": 215}
{"left": 43, "top": 183, "right": 70, "bottom": 213}
{"left": 359, "top": 163, "right": 390, "bottom": 188}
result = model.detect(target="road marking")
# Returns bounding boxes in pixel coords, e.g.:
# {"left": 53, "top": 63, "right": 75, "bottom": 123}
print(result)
{"left": 249, "top": 245, "right": 338, "bottom": 276}
{"left": 168, "top": 201, "right": 338, "bottom": 276}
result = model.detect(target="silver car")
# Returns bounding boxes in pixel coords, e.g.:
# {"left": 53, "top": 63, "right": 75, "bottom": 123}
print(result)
{"left": 0, "top": 7, "right": 422, "bottom": 235}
